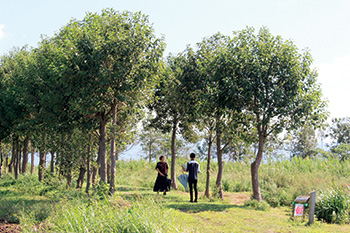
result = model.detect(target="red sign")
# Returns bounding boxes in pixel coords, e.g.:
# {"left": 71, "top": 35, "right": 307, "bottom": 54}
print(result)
{"left": 294, "top": 204, "right": 304, "bottom": 216}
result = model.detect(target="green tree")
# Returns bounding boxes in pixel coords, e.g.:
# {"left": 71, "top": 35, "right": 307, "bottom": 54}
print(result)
{"left": 195, "top": 33, "right": 248, "bottom": 199}
{"left": 332, "top": 143, "right": 350, "bottom": 161}
{"left": 149, "top": 50, "right": 199, "bottom": 190}
{"left": 329, "top": 117, "right": 350, "bottom": 145}
{"left": 225, "top": 27, "right": 328, "bottom": 201}
{"left": 289, "top": 125, "right": 318, "bottom": 159}
{"left": 51, "top": 9, "right": 164, "bottom": 193}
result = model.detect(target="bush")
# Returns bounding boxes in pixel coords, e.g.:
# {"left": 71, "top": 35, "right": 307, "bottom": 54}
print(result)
{"left": 244, "top": 199, "right": 270, "bottom": 211}
{"left": 315, "top": 186, "right": 350, "bottom": 224}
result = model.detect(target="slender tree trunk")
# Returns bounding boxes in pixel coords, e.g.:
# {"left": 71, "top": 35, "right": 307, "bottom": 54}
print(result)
{"left": 18, "top": 144, "right": 22, "bottom": 174}
{"left": 86, "top": 134, "right": 92, "bottom": 195}
{"left": 14, "top": 137, "right": 20, "bottom": 179}
{"left": 107, "top": 163, "right": 111, "bottom": 184}
{"left": 0, "top": 141, "right": 3, "bottom": 178}
{"left": 92, "top": 149, "right": 100, "bottom": 186}
{"left": 22, "top": 136, "right": 29, "bottom": 174}
{"left": 66, "top": 168, "right": 72, "bottom": 188}
{"left": 8, "top": 138, "right": 16, "bottom": 173}
{"left": 92, "top": 165, "right": 98, "bottom": 185}
{"left": 50, "top": 151, "right": 55, "bottom": 175}
{"left": 5, "top": 155, "right": 8, "bottom": 175}
{"left": 251, "top": 130, "right": 265, "bottom": 201}
{"left": 76, "top": 165, "right": 86, "bottom": 189}
{"left": 31, "top": 143, "right": 35, "bottom": 174}
{"left": 39, "top": 132, "right": 46, "bottom": 182}
{"left": 205, "top": 133, "right": 213, "bottom": 198}
{"left": 215, "top": 120, "right": 224, "bottom": 200}
{"left": 170, "top": 119, "right": 178, "bottom": 190}
{"left": 109, "top": 103, "right": 117, "bottom": 195}
{"left": 98, "top": 113, "right": 108, "bottom": 184}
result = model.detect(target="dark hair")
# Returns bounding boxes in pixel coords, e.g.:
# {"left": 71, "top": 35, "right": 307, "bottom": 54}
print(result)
{"left": 190, "top": 153, "right": 196, "bottom": 159}
{"left": 159, "top": 155, "right": 164, "bottom": 160}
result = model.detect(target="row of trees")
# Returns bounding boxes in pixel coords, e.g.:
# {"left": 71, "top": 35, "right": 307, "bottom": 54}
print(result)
{"left": 0, "top": 9, "right": 327, "bottom": 200}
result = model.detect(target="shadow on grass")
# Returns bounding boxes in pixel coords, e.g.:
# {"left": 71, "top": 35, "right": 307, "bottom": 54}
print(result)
{"left": 0, "top": 198, "right": 54, "bottom": 223}
{"left": 116, "top": 185, "right": 152, "bottom": 192}
{"left": 166, "top": 202, "right": 248, "bottom": 213}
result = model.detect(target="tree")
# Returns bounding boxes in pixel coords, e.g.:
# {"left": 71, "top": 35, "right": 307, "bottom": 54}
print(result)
{"left": 332, "top": 144, "right": 350, "bottom": 161}
{"left": 194, "top": 33, "right": 247, "bottom": 199}
{"left": 139, "top": 125, "right": 167, "bottom": 162}
{"left": 149, "top": 50, "right": 199, "bottom": 190}
{"left": 288, "top": 125, "right": 318, "bottom": 159}
{"left": 329, "top": 117, "right": 350, "bottom": 145}
{"left": 0, "top": 48, "right": 33, "bottom": 179}
{"left": 225, "top": 27, "right": 328, "bottom": 201}
{"left": 51, "top": 9, "right": 164, "bottom": 193}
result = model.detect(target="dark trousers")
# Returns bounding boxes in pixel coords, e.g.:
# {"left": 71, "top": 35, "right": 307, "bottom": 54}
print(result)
{"left": 188, "top": 178, "right": 198, "bottom": 201}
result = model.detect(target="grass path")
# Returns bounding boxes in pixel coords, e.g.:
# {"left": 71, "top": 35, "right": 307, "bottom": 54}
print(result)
{"left": 118, "top": 186, "right": 350, "bottom": 233}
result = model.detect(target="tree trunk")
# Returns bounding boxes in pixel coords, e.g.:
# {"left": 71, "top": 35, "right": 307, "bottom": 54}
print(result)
{"left": 109, "top": 103, "right": 117, "bottom": 195}
{"left": 86, "top": 134, "right": 92, "bottom": 195}
{"left": 0, "top": 141, "right": 3, "bottom": 178}
{"left": 50, "top": 151, "right": 55, "bottom": 175}
{"left": 18, "top": 144, "right": 22, "bottom": 175}
{"left": 98, "top": 113, "right": 108, "bottom": 184}
{"left": 76, "top": 165, "right": 86, "bottom": 189}
{"left": 92, "top": 165, "right": 98, "bottom": 185}
{"left": 31, "top": 143, "right": 35, "bottom": 174}
{"left": 251, "top": 131, "right": 265, "bottom": 201}
{"left": 205, "top": 133, "right": 213, "bottom": 198}
{"left": 22, "top": 136, "right": 29, "bottom": 174}
{"left": 39, "top": 132, "right": 46, "bottom": 182}
{"left": 5, "top": 155, "right": 8, "bottom": 175}
{"left": 148, "top": 145, "right": 152, "bottom": 162}
{"left": 14, "top": 137, "right": 20, "bottom": 179}
{"left": 66, "top": 168, "right": 72, "bottom": 188}
{"left": 170, "top": 120, "right": 178, "bottom": 190}
{"left": 8, "top": 138, "right": 16, "bottom": 173}
{"left": 215, "top": 120, "right": 224, "bottom": 200}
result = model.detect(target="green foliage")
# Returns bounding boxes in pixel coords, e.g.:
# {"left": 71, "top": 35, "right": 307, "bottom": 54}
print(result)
{"left": 332, "top": 143, "right": 350, "bottom": 161}
{"left": 244, "top": 199, "right": 270, "bottom": 211}
{"left": 288, "top": 125, "right": 318, "bottom": 159}
{"left": 329, "top": 117, "right": 350, "bottom": 145}
{"left": 315, "top": 186, "right": 350, "bottom": 224}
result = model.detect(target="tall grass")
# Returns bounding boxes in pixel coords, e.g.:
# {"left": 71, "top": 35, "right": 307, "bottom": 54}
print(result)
{"left": 315, "top": 186, "right": 350, "bottom": 224}
{"left": 115, "top": 157, "right": 350, "bottom": 207}
{"left": 21, "top": 195, "right": 185, "bottom": 233}
{"left": 3, "top": 157, "right": 350, "bottom": 230}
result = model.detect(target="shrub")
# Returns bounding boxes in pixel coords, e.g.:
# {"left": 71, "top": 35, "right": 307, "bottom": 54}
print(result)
{"left": 315, "top": 186, "right": 350, "bottom": 224}
{"left": 244, "top": 199, "right": 270, "bottom": 211}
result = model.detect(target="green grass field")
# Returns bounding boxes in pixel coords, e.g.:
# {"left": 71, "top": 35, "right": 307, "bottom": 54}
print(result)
{"left": 1, "top": 158, "right": 350, "bottom": 232}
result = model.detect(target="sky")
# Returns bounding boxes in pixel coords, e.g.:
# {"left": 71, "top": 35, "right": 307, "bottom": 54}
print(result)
{"left": 0, "top": 0, "right": 349, "bottom": 120}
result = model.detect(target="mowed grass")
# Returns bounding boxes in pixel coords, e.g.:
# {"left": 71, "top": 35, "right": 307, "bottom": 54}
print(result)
{"left": 117, "top": 186, "right": 350, "bottom": 233}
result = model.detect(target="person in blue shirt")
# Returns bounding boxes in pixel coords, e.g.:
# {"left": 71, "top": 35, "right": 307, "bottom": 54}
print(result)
{"left": 182, "top": 153, "right": 201, "bottom": 202}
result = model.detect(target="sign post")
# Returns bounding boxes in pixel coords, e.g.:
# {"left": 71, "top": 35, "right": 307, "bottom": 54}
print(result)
{"left": 308, "top": 191, "right": 316, "bottom": 224}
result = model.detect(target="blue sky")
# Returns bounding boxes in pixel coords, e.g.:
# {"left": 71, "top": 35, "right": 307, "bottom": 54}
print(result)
{"left": 1, "top": 0, "right": 349, "bottom": 118}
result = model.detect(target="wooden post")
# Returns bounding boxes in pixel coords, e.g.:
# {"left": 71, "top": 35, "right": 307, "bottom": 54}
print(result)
{"left": 308, "top": 191, "right": 316, "bottom": 224}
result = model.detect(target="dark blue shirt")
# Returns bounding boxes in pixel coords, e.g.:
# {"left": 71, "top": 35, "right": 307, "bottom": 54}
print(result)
{"left": 186, "top": 160, "right": 201, "bottom": 180}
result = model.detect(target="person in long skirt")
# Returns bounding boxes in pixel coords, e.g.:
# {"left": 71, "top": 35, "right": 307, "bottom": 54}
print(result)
{"left": 153, "top": 155, "right": 169, "bottom": 195}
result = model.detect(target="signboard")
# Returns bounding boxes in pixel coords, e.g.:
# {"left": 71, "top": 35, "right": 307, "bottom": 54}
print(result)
{"left": 294, "top": 204, "right": 304, "bottom": 216}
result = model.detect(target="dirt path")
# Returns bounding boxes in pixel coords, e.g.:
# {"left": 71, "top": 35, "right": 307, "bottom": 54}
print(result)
{"left": 224, "top": 192, "right": 251, "bottom": 205}
{"left": 0, "top": 224, "right": 21, "bottom": 233}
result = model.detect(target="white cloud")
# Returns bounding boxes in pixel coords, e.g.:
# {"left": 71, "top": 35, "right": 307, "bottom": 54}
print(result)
{"left": 0, "top": 24, "right": 5, "bottom": 39}
{"left": 316, "top": 55, "right": 350, "bottom": 119}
